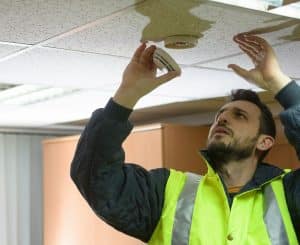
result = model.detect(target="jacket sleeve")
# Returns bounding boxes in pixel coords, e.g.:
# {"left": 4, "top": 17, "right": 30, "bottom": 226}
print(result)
{"left": 276, "top": 81, "right": 300, "bottom": 159}
{"left": 70, "top": 98, "right": 170, "bottom": 242}
{"left": 276, "top": 81, "right": 300, "bottom": 240}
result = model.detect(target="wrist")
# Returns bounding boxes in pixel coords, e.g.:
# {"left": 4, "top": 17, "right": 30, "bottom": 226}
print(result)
{"left": 268, "top": 73, "right": 291, "bottom": 94}
{"left": 113, "top": 88, "right": 141, "bottom": 109}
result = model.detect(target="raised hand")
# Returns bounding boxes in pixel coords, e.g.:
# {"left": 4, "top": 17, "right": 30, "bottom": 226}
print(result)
{"left": 228, "top": 34, "right": 291, "bottom": 94}
{"left": 113, "top": 43, "right": 181, "bottom": 109}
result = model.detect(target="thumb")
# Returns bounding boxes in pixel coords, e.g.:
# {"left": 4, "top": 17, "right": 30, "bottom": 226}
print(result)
{"left": 155, "top": 70, "right": 181, "bottom": 86}
{"left": 228, "top": 64, "right": 249, "bottom": 79}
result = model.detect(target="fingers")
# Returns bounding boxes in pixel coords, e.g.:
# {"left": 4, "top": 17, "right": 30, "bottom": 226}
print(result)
{"left": 131, "top": 43, "right": 147, "bottom": 62}
{"left": 243, "top": 35, "right": 270, "bottom": 51}
{"left": 239, "top": 44, "right": 260, "bottom": 66}
{"left": 140, "top": 45, "right": 156, "bottom": 66}
{"left": 234, "top": 34, "right": 267, "bottom": 66}
{"left": 234, "top": 34, "right": 272, "bottom": 53}
{"left": 131, "top": 43, "right": 156, "bottom": 68}
{"left": 228, "top": 64, "right": 249, "bottom": 80}
{"left": 240, "top": 45, "right": 260, "bottom": 67}
{"left": 234, "top": 35, "right": 262, "bottom": 55}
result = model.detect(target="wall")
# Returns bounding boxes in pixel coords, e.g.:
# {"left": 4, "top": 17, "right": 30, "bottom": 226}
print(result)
{"left": 43, "top": 136, "right": 146, "bottom": 245}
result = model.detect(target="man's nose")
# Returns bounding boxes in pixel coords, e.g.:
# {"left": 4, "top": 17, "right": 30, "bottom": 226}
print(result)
{"left": 216, "top": 112, "right": 228, "bottom": 124}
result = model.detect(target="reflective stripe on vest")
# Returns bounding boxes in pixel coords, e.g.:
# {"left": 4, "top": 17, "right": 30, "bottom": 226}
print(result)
{"left": 171, "top": 173, "right": 202, "bottom": 245}
{"left": 264, "top": 184, "right": 289, "bottom": 245}
{"left": 171, "top": 173, "right": 290, "bottom": 245}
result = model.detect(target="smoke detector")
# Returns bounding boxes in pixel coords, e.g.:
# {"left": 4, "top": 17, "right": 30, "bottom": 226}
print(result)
{"left": 164, "top": 35, "right": 199, "bottom": 49}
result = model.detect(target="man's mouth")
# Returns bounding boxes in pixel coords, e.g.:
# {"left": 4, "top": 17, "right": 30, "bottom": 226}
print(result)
{"left": 214, "top": 131, "right": 227, "bottom": 135}
{"left": 213, "top": 127, "right": 231, "bottom": 136}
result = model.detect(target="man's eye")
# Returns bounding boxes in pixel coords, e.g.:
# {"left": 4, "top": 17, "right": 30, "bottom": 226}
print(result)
{"left": 235, "top": 112, "right": 246, "bottom": 119}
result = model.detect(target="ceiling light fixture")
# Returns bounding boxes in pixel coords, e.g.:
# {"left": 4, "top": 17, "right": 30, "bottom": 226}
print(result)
{"left": 0, "top": 84, "right": 47, "bottom": 102}
{"left": 211, "top": 0, "right": 300, "bottom": 19}
{"left": 269, "top": 2, "right": 300, "bottom": 19}
{"left": 211, "top": 0, "right": 270, "bottom": 11}
{"left": 0, "top": 84, "right": 80, "bottom": 106}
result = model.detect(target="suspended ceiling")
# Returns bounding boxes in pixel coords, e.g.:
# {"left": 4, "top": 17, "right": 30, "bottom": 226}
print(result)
{"left": 0, "top": 0, "right": 299, "bottom": 127}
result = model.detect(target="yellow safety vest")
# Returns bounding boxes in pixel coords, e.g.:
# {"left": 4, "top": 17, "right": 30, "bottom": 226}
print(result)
{"left": 149, "top": 163, "right": 298, "bottom": 245}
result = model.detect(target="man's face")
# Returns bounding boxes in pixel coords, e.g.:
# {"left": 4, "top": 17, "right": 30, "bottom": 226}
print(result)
{"left": 206, "top": 100, "right": 262, "bottom": 165}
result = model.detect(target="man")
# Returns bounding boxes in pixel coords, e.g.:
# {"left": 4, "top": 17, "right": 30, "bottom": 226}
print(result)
{"left": 71, "top": 34, "right": 300, "bottom": 244}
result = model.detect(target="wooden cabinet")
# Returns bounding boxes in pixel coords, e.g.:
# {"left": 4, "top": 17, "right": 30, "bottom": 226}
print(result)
{"left": 43, "top": 136, "right": 143, "bottom": 245}
{"left": 264, "top": 119, "right": 299, "bottom": 169}
{"left": 43, "top": 121, "right": 298, "bottom": 245}
{"left": 122, "top": 123, "right": 210, "bottom": 173}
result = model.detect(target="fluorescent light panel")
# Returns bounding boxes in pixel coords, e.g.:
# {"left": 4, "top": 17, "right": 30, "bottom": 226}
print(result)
{"left": 0, "top": 84, "right": 80, "bottom": 105}
{"left": 211, "top": 0, "right": 300, "bottom": 19}
{"left": 269, "top": 2, "right": 300, "bottom": 18}
{"left": 210, "top": 0, "right": 283, "bottom": 11}
{"left": 211, "top": 0, "right": 275, "bottom": 11}
{"left": 0, "top": 84, "right": 46, "bottom": 101}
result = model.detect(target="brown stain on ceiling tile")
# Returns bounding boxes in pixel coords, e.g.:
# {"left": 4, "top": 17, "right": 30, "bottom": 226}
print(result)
{"left": 135, "top": 0, "right": 214, "bottom": 48}
{"left": 134, "top": 0, "right": 300, "bottom": 49}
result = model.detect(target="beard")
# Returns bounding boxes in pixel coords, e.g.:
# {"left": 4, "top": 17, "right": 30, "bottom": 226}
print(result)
{"left": 206, "top": 135, "right": 258, "bottom": 171}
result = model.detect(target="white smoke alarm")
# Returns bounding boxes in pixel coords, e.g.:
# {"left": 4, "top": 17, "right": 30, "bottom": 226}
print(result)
{"left": 153, "top": 48, "right": 181, "bottom": 73}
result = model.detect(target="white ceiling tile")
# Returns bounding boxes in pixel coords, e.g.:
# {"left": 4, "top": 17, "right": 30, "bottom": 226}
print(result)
{"left": 0, "top": 0, "right": 298, "bottom": 127}
{"left": 0, "top": 89, "right": 196, "bottom": 126}
{"left": 46, "top": 7, "right": 149, "bottom": 56}
{"left": 188, "top": 12, "right": 299, "bottom": 65}
{"left": 0, "top": 0, "right": 143, "bottom": 44}
{"left": 197, "top": 41, "right": 300, "bottom": 79}
{"left": 0, "top": 65, "right": 264, "bottom": 126}
{"left": 125, "top": 94, "right": 191, "bottom": 110}
{"left": 0, "top": 43, "right": 25, "bottom": 59}
{"left": 146, "top": 67, "right": 261, "bottom": 99}
{"left": 101, "top": 67, "right": 264, "bottom": 105}
{"left": 0, "top": 90, "right": 111, "bottom": 126}
{"left": 46, "top": 1, "right": 296, "bottom": 65}
{"left": 0, "top": 47, "right": 129, "bottom": 88}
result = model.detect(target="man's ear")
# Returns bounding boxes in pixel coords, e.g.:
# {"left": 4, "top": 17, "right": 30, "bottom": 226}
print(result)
{"left": 256, "top": 134, "right": 275, "bottom": 151}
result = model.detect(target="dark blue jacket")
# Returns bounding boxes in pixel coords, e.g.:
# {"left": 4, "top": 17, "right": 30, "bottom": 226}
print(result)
{"left": 71, "top": 81, "right": 300, "bottom": 242}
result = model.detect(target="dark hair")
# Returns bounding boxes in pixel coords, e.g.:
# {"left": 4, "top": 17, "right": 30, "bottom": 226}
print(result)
{"left": 228, "top": 89, "right": 276, "bottom": 162}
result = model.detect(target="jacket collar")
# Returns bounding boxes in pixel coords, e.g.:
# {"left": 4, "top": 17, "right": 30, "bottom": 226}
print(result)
{"left": 199, "top": 149, "right": 285, "bottom": 192}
